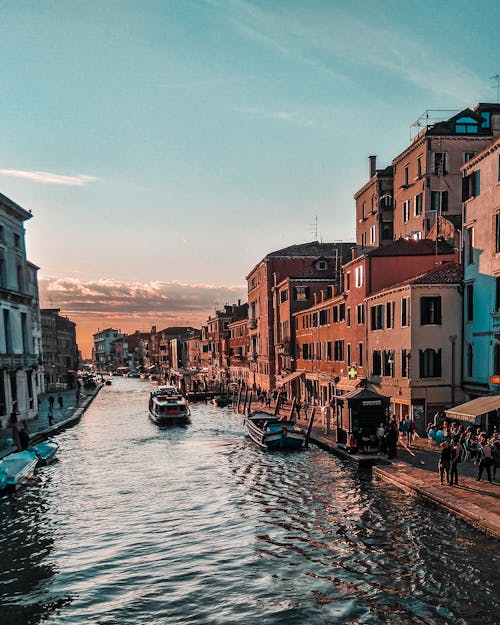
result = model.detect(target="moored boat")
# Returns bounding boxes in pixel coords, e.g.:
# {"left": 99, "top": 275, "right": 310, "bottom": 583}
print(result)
{"left": 0, "top": 450, "right": 38, "bottom": 492}
{"left": 212, "top": 395, "right": 229, "bottom": 408}
{"left": 27, "top": 439, "right": 59, "bottom": 466}
{"left": 148, "top": 385, "right": 191, "bottom": 426}
{"left": 244, "top": 411, "right": 306, "bottom": 450}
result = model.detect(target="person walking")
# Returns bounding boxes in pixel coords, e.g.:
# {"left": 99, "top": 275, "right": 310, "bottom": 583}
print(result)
{"left": 48, "top": 395, "right": 55, "bottom": 410}
{"left": 386, "top": 423, "right": 398, "bottom": 459}
{"left": 438, "top": 441, "right": 453, "bottom": 485}
{"left": 57, "top": 394, "right": 63, "bottom": 409}
{"left": 48, "top": 407, "right": 54, "bottom": 426}
{"left": 476, "top": 435, "right": 493, "bottom": 483}
{"left": 449, "top": 440, "right": 461, "bottom": 486}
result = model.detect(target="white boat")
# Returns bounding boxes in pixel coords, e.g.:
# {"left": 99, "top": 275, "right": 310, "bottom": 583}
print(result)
{"left": 244, "top": 411, "right": 306, "bottom": 450}
{"left": 148, "top": 385, "right": 191, "bottom": 426}
{"left": 0, "top": 450, "right": 38, "bottom": 492}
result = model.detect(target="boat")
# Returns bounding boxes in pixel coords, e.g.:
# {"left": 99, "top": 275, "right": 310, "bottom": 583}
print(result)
{"left": 244, "top": 411, "right": 306, "bottom": 450}
{"left": 27, "top": 439, "right": 59, "bottom": 466}
{"left": 148, "top": 385, "right": 191, "bottom": 425}
{"left": 0, "top": 450, "right": 38, "bottom": 492}
{"left": 212, "top": 395, "right": 229, "bottom": 408}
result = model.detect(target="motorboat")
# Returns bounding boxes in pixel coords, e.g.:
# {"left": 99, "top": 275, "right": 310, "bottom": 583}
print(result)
{"left": 27, "top": 439, "right": 59, "bottom": 466}
{"left": 0, "top": 450, "right": 38, "bottom": 492}
{"left": 244, "top": 411, "right": 306, "bottom": 450}
{"left": 212, "top": 395, "right": 229, "bottom": 408}
{"left": 149, "top": 385, "right": 191, "bottom": 425}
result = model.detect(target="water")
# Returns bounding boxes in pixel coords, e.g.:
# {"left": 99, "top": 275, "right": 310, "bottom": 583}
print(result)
{"left": 1, "top": 378, "right": 498, "bottom": 625}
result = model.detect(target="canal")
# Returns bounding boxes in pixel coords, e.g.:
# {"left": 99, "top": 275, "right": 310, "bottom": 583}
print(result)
{"left": 1, "top": 378, "right": 499, "bottom": 624}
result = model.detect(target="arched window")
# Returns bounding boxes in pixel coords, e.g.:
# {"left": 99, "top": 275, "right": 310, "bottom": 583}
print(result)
{"left": 419, "top": 348, "right": 442, "bottom": 378}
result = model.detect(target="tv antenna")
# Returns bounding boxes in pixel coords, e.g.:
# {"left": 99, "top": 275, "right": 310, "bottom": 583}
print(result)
{"left": 309, "top": 215, "right": 319, "bottom": 241}
{"left": 491, "top": 73, "right": 500, "bottom": 103}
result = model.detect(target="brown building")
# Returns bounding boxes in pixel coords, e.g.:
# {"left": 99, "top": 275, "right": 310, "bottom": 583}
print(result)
{"left": 246, "top": 241, "right": 355, "bottom": 391}
{"left": 355, "top": 156, "right": 393, "bottom": 249}
{"left": 365, "top": 263, "right": 463, "bottom": 432}
{"left": 205, "top": 302, "right": 248, "bottom": 382}
{"left": 228, "top": 317, "right": 249, "bottom": 385}
{"left": 41, "top": 308, "right": 79, "bottom": 389}
{"left": 392, "top": 103, "right": 500, "bottom": 242}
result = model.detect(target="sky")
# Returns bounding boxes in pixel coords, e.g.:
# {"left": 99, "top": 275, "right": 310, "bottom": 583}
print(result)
{"left": 0, "top": 0, "right": 498, "bottom": 356}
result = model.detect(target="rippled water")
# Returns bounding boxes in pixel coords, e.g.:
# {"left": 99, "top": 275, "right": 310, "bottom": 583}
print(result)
{"left": 1, "top": 378, "right": 499, "bottom": 624}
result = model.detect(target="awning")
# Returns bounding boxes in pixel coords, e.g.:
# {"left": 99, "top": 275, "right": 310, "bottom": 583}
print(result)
{"left": 277, "top": 371, "right": 304, "bottom": 387}
{"left": 334, "top": 377, "right": 362, "bottom": 393}
{"left": 445, "top": 395, "right": 500, "bottom": 424}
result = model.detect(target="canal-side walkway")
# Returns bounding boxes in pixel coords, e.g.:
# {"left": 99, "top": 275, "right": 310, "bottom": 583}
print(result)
{"left": 0, "top": 385, "right": 102, "bottom": 459}
{"left": 248, "top": 399, "right": 500, "bottom": 539}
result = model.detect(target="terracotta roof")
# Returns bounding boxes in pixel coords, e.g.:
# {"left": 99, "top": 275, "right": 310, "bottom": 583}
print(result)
{"left": 368, "top": 238, "right": 455, "bottom": 257}
{"left": 407, "top": 262, "right": 463, "bottom": 285}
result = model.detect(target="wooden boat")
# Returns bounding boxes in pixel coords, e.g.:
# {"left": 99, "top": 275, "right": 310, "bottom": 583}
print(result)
{"left": 27, "top": 440, "right": 59, "bottom": 466}
{"left": 149, "top": 385, "right": 191, "bottom": 426}
{"left": 0, "top": 450, "right": 38, "bottom": 492}
{"left": 212, "top": 395, "right": 229, "bottom": 408}
{"left": 244, "top": 411, "right": 306, "bottom": 450}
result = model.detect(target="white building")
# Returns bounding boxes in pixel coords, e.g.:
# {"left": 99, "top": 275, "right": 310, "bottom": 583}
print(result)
{"left": 0, "top": 192, "right": 43, "bottom": 426}
{"left": 93, "top": 328, "right": 122, "bottom": 371}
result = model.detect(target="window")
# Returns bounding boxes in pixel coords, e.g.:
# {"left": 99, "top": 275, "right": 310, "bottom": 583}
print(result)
{"left": 464, "top": 152, "right": 476, "bottom": 163}
{"left": 404, "top": 165, "right": 409, "bottom": 186}
{"left": 346, "top": 344, "right": 351, "bottom": 367}
{"left": 462, "top": 170, "right": 481, "bottom": 200}
{"left": 358, "top": 342, "right": 363, "bottom": 367}
{"left": 433, "top": 152, "right": 447, "bottom": 174}
{"left": 421, "top": 296, "right": 441, "bottom": 325}
{"left": 466, "top": 284, "right": 473, "bottom": 322}
{"left": 294, "top": 286, "right": 310, "bottom": 301}
{"left": 414, "top": 193, "right": 423, "bottom": 216}
{"left": 315, "top": 259, "right": 328, "bottom": 270}
{"left": 454, "top": 116, "right": 479, "bottom": 134}
{"left": 401, "top": 348, "right": 408, "bottom": 377}
{"left": 419, "top": 348, "right": 442, "bottom": 377}
{"left": 361, "top": 232, "right": 366, "bottom": 247}
{"left": 494, "top": 344, "right": 500, "bottom": 376}
{"left": 496, "top": 214, "right": 500, "bottom": 254}
{"left": 386, "top": 301, "right": 395, "bottom": 329}
{"left": 345, "top": 272, "right": 351, "bottom": 291}
{"left": 372, "top": 350, "right": 382, "bottom": 376}
{"left": 496, "top": 277, "right": 500, "bottom": 311}
{"left": 466, "top": 227, "right": 474, "bottom": 265}
{"left": 319, "top": 309, "right": 329, "bottom": 325}
{"left": 280, "top": 289, "right": 288, "bottom": 303}
{"left": 403, "top": 200, "right": 410, "bottom": 223}
{"left": 401, "top": 297, "right": 410, "bottom": 326}
{"left": 383, "top": 350, "right": 395, "bottom": 377}
{"left": 355, "top": 265, "right": 364, "bottom": 288}
{"left": 346, "top": 307, "right": 351, "bottom": 327}
{"left": 356, "top": 304, "right": 365, "bottom": 325}
{"left": 334, "top": 340, "right": 344, "bottom": 361}
{"left": 303, "top": 344, "right": 309, "bottom": 360}
{"left": 430, "top": 190, "right": 448, "bottom": 212}
{"left": 326, "top": 341, "right": 332, "bottom": 360}
{"left": 339, "top": 304, "right": 345, "bottom": 321}
{"left": 369, "top": 225, "right": 376, "bottom": 245}
{"left": 370, "top": 304, "right": 384, "bottom": 330}
{"left": 3, "top": 309, "right": 12, "bottom": 353}
{"left": 417, "top": 156, "right": 423, "bottom": 177}
{"left": 467, "top": 344, "right": 473, "bottom": 377}
{"left": 371, "top": 195, "right": 375, "bottom": 213}
{"left": 333, "top": 306, "right": 339, "bottom": 323}
{"left": 361, "top": 201, "right": 366, "bottom": 219}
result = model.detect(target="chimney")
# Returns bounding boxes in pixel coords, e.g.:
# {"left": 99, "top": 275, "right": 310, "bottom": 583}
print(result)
{"left": 369, "top": 155, "right": 377, "bottom": 178}
{"left": 238, "top": 299, "right": 241, "bottom": 306}
{"left": 313, "top": 292, "right": 319, "bottom": 305}
{"left": 321, "top": 289, "right": 326, "bottom": 302}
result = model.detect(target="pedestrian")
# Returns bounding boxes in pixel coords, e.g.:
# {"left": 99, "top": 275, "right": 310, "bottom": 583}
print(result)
{"left": 48, "top": 395, "right": 55, "bottom": 410}
{"left": 376, "top": 422, "right": 385, "bottom": 454}
{"left": 491, "top": 436, "right": 500, "bottom": 481}
{"left": 295, "top": 398, "right": 302, "bottom": 419}
{"left": 8, "top": 406, "right": 21, "bottom": 450}
{"left": 385, "top": 423, "right": 398, "bottom": 459}
{"left": 19, "top": 425, "right": 30, "bottom": 450}
{"left": 48, "top": 407, "right": 54, "bottom": 426}
{"left": 438, "top": 441, "right": 453, "bottom": 485}
{"left": 449, "top": 440, "right": 461, "bottom": 486}
{"left": 58, "top": 394, "right": 63, "bottom": 409}
{"left": 75, "top": 388, "right": 81, "bottom": 404}
{"left": 476, "top": 434, "right": 493, "bottom": 483}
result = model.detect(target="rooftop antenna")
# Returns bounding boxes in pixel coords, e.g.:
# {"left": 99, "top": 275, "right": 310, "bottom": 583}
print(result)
{"left": 309, "top": 215, "right": 318, "bottom": 241}
{"left": 491, "top": 73, "right": 500, "bottom": 103}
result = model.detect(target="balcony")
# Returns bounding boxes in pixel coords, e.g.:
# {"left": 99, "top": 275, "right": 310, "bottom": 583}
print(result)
{"left": 0, "top": 354, "right": 39, "bottom": 368}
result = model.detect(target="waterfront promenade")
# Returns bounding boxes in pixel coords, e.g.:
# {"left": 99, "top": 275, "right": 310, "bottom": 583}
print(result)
{"left": 0, "top": 385, "right": 102, "bottom": 459}
{"left": 250, "top": 398, "right": 500, "bottom": 540}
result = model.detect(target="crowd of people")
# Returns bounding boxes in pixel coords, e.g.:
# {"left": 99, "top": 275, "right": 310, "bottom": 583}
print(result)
{"left": 428, "top": 416, "right": 500, "bottom": 484}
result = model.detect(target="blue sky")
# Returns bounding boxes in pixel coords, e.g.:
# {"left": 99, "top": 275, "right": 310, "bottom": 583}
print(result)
{"left": 0, "top": 0, "right": 498, "bottom": 352}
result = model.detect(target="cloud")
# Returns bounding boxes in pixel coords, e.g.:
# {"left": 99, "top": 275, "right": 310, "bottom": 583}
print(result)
{"left": 39, "top": 277, "right": 247, "bottom": 317}
{"left": 0, "top": 169, "right": 97, "bottom": 186}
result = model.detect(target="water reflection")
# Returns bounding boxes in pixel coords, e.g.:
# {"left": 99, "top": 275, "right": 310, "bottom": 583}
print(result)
{"left": 0, "top": 378, "right": 498, "bottom": 625}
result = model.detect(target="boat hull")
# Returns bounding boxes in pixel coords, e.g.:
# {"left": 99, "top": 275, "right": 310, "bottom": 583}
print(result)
{"left": 148, "top": 408, "right": 190, "bottom": 426}
{"left": 245, "top": 413, "right": 305, "bottom": 450}
{"left": 27, "top": 440, "right": 59, "bottom": 466}
{"left": 0, "top": 450, "right": 38, "bottom": 492}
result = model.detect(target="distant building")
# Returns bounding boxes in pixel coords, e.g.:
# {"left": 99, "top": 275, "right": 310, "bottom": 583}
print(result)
{"left": 41, "top": 308, "right": 79, "bottom": 389}
{"left": 93, "top": 328, "right": 122, "bottom": 371}
{"left": 355, "top": 156, "right": 393, "bottom": 249}
{"left": 0, "top": 192, "right": 42, "bottom": 425}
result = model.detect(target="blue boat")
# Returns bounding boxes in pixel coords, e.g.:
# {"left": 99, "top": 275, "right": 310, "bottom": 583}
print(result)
{"left": 27, "top": 439, "right": 59, "bottom": 466}
{"left": 0, "top": 450, "right": 38, "bottom": 492}
{"left": 244, "top": 411, "right": 306, "bottom": 450}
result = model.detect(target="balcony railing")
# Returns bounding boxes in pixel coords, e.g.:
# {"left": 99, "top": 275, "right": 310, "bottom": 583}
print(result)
{"left": 0, "top": 354, "right": 39, "bottom": 368}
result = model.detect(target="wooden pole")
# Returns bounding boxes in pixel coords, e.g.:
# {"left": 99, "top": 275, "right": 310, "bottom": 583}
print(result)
{"left": 236, "top": 385, "right": 243, "bottom": 413}
{"left": 289, "top": 397, "right": 296, "bottom": 421}
{"left": 305, "top": 407, "right": 316, "bottom": 448}
{"left": 247, "top": 393, "right": 253, "bottom": 415}
{"left": 274, "top": 391, "right": 282, "bottom": 416}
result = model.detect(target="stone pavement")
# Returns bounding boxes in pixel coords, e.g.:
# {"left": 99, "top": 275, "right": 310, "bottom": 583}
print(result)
{"left": 0, "top": 386, "right": 101, "bottom": 459}
{"left": 250, "top": 399, "right": 500, "bottom": 540}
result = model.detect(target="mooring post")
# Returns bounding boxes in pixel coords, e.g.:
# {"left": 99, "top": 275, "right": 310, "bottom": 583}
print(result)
{"left": 289, "top": 397, "right": 296, "bottom": 421}
{"left": 274, "top": 391, "right": 281, "bottom": 416}
{"left": 305, "top": 407, "right": 316, "bottom": 448}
